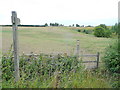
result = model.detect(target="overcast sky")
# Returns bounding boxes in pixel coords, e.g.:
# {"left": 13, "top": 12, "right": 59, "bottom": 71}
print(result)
{"left": 0, "top": 0, "right": 119, "bottom": 26}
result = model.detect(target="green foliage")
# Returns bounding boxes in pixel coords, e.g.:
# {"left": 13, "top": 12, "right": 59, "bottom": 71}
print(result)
{"left": 103, "top": 41, "right": 120, "bottom": 73}
{"left": 94, "top": 26, "right": 106, "bottom": 37}
{"left": 76, "top": 24, "right": 80, "bottom": 27}
{"left": 104, "top": 29, "right": 112, "bottom": 38}
{"left": 118, "top": 22, "right": 120, "bottom": 34}
{"left": 94, "top": 26, "right": 112, "bottom": 38}
{"left": 86, "top": 25, "right": 92, "bottom": 27}
{"left": 45, "top": 23, "right": 48, "bottom": 26}
{"left": 82, "top": 30, "right": 89, "bottom": 34}
{"left": 2, "top": 53, "right": 82, "bottom": 81}
{"left": 77, "top": 29, "right": 81, "bottom": 32}
{"left": 111, "top": 23, "right": 119, "bottom": 35}
{"left": 103, "top": 41, "right": 120, "bottom": 88}
{"left": 59, "top": 71, "right": 111, "bottom": 88}
{"left": 2, "top": 51, "right": 113, "bottom": 88}
{"left": 99, "top": 24, "right": 107, "bottom": 29}
{"left": 84, "top": 30, "right": 89, "bottom": 34}
{"left": 78, "top": 29, "right": 93, "bottom": 34}
{"left": 2, "top": 56, "right": 14, "bottom": 81}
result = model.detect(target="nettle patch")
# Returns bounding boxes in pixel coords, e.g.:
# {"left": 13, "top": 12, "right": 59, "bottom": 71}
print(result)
{"left": 2, "top": 53, "right": 83, "bottom": 81}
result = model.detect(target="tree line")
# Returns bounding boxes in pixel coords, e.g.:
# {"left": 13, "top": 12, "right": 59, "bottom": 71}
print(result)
{"left": 1, "top": 23, "right": 93, "bottom": 27}
{"left": 1, "top": 25, "right": 47, "bottom": 27}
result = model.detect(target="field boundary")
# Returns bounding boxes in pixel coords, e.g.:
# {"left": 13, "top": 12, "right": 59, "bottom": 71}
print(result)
{"left": 18, "top": 51, "right": 100, "bottom": 69}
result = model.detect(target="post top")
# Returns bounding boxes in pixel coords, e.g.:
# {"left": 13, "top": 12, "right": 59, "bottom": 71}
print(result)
{"left": 12, "top": 11, "right": 17, "bottom": 15}
{"left": 12, "top": 11, "right": 16, "bottom": 13}
{"left": 11, "top": 11, "right": 20, "bottom": 25}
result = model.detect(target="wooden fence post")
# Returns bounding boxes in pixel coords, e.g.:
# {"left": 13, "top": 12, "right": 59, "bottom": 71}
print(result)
{"left": 96, "top": 52, "right": 100, "bottom": 68}
{"left": 76, "top": 40, "right": 80, "bottom": 58}
{"left": 11, "top": 11, "right": 20, "bottom": 82}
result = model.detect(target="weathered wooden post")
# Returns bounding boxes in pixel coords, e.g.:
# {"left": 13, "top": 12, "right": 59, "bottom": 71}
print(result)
{"left": 11, "top": 11, "right": 20, "bottom": 81}
{"left": 96, "top": 52, "right": 100, "bottom": 68}
{"left": 76, "top": 40, "right": 80, "bottom": 58}
{"left": 118, "top": 1, "right": 120, "bottom": 22}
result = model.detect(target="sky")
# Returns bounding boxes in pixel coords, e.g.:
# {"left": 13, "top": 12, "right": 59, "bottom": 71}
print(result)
{"left": 0, "top": 0, "right": 119, "bottom": 26}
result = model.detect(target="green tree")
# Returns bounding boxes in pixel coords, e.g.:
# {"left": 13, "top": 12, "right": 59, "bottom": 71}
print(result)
{"left": 72, "top": 24, "right": 74, "bottom": 27}
{"left": 76, "top": 24, "right": 80, "bottom": 27}
{"left": 86, "top": 25, "right": 92, "bottom": 27}
{"left": 99, "top": 24, "right": 107, "bottom": 29}
{"left": 111, "top": 23, "right": 118, "bottom": 35}
{"left": 55, "top": 23, "right": 59, "bottom": 26}
{"left": 94, "top": 26, "right": 105, "bottom": 37}
{"left": 45, "top": 23, "right": 48, "bottom": 26}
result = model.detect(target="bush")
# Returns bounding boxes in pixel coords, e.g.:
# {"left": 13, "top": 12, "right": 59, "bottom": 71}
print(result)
{"left": 103, "top": 41, "right": 120, "bottom": 73}
{"left": 85, "top": 30, "right": 89, "bottom": 34}
{"left": 99, "top": 24, "right": 107, "bottom": 29}
{"left": 103, "top": 41, "right": 120, "bottom": 88}
{"left": 104, "top": 30, "right": 112, "bottom": 38}
{"left": 82, "top": 29, "right": 86, "bottom": 33}
{"left": 82, "top": 30, "right": 89, "bottom": 34}
{"left": 94, "top": 26, "right": 112, "bottom": 37}
{"left": 94, "top": 26, "right": 105, "bottom": 37}
{"left": 77, "top": 29, "right": 81, "bottom": 32}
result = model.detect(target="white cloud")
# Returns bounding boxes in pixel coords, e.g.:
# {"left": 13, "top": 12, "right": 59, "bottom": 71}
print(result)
{"left": 0, "top": 0, "right": 119, "bottom": 25}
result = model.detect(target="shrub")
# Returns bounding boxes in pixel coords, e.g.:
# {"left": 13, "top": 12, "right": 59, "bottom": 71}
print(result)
{"left": 82, "top": 29, "right": 86, "bottom": 33}
{"left": 103, "top": 41, "right": 119, "bottom": 73}
{"left": 84, "top": 30, "right": 89, "bottom": 34}
{"left": 99, "top": 24, "right": 107, "bottom": 29}
{"left": 94, "top": 26, "right": 112, "bottom": 37}
{"left": 104, "top": 30, "right": 112, "bottom": 38}
{"left": 77, "top": 29, "right": 81, "bottom": 32}
{"left": 82, "top": 29, "right": 92, "bottom": 34}
{"left": 103, "top": 41, "right": 120, "bottom": 88}
{"left": 94, "top": 26, "right": 105, "bottom": 37}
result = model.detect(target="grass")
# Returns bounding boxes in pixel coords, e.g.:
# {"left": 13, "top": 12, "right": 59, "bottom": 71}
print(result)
{"left": 2, "top": 26, "right": 114, "bottom": 56}
{"left": 2, "top": 69, "right": 112, "bottom": 88}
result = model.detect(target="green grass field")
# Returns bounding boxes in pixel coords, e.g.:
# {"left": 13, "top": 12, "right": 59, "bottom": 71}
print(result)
{"left": 2, "top": 26, "right": 115, "bottom": 59}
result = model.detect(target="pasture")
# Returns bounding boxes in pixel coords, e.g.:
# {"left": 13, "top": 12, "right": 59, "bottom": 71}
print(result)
{"left": 2, "top": 26, "right": 114, "bottom": 56}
